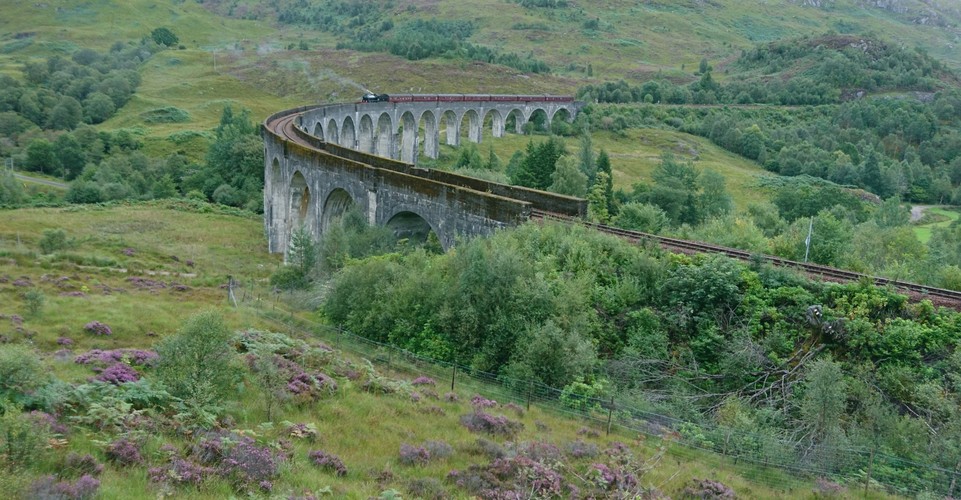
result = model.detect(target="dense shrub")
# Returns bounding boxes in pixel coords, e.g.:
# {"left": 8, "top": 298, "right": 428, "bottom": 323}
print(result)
{"left": 148, "top": 458, "right": 213, "bottom": 487}
{"left": 75, "top": 349, "right": 157, "bottom": 366}
{"left": 459, "top": 411, "right": 524, "bottom": 438}
{"left": 681, "top": 478, "right": 735, "bottom": 499}
{"left": 566, "top": 439, "right": 599, "bottom": 459}
{"left": 424, "top": 440, "right": 454, "bottom": 460}
{"left": 398, "top": 444, "right": 431, "bottom": 466}
{"left": 308, "top": 450, "right": 347, "bottom": 476}
{"left": 406, "top": 477, "right": 447, "bottom": 500}
{"left": 95, "top": 363, "right": 140, "bottom": 384}
{"left": 470, "top": 395, "right": 498, "bottom": 409}
{"left": 104, "top": 438, "right": 143, "bottom": 466}
{"left": 473, "top": 438, "right": 506, "bottom": 459}
{"left": 0, "top": 406, "right": 51, "bottom": 471}
{"left": 38, "top": 229, "right": 69, "bottom": 254}
{"left": 284, "top": 422, "right": 318, "bottom": 442}
{"left": 0, "top": 345, "right": 47, "bottom": 399}
{"left": 155, "top": 311, "right": 239, "bottom": 411}
{"left": 513, "top": 441, "right": 563, "bottom": 464}
{"left": 219, "top": 441, "right": 279, "bottom": 492}
{"left": 411, "top": 376, "right": 436, "bottom": 386}
{"left": 449, "top": 455, "right": 566, "bottom": 498}
{"left": 26, "top": 475, "right": 100, "bottom": 500}
{"left": 63, "top": 453, "right": 104, "bottom": 477}
{"left": 82, "top": 321, "right": 112, "bottom": 336}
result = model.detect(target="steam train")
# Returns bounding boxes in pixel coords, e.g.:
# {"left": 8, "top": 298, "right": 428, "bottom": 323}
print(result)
{"left": 362, "top": 93, "right": 390, "bottom": 102}
{"left": 360, "top": 93, "right": 574, "bottom": 103}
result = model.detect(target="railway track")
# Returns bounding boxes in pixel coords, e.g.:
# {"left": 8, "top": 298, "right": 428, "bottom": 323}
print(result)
{"left": 530, "top": 209, "right": 961, "bottom": 306}
{"left": 267, "top": 113, "right": 309, "bottom": 148}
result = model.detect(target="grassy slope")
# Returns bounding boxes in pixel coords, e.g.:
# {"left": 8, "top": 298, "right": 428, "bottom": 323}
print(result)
{"left": 0, "top": 203, "right": 841, "bottom": 498}
{"left": 0, "top": 202, "right": 276, "bottom": 367}
{"left": 398, "top": 0, "right": 961, "bottom": 79}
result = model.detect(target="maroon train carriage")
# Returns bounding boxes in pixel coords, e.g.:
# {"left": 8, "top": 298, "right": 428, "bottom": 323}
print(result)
{"left": 360, "top": 93, "right": 574, "bottom": 103}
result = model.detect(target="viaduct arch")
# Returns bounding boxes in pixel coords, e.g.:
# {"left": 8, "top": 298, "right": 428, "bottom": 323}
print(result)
{"left": 263, "top": 95, "right": 585, "bottom": 259}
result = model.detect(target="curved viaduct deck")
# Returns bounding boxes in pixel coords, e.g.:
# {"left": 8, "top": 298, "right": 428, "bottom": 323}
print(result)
{"left": 263, "top": 98, "right": 961, "bottom": 309}
{"left": 262, "top": 96, "right": 587, "bottom": 256}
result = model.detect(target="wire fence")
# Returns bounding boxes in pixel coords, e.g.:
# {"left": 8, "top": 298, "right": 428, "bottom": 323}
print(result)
{"left": 233, "top": 282, "right": 960, "bottom": 498}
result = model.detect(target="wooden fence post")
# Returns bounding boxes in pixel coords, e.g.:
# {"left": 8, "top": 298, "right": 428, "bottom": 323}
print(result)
{"left": 526, "top": 381, "right": 533, "bottom": 412}
{"left": 606, "top": 395, "right": 615, "bottom": 436}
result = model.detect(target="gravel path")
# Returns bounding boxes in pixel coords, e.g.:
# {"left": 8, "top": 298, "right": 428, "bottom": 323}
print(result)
{"left": 911, "top": 205, "right": 931, "bottom": 222}
{"left": 14, "top": 172, "right": 67, "bottom": 189}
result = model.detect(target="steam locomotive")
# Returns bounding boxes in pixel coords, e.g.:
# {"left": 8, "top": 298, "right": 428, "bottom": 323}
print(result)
{"left": 362, "top": 93, "right": 390, "bottom": 102}
{"left": 360, "top": 93, "right": 574, "bottom": 103}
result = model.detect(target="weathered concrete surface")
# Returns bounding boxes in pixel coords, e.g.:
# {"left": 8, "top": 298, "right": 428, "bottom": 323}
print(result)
{"left": 263, "top": 96, "right": 585, "bottom": 259}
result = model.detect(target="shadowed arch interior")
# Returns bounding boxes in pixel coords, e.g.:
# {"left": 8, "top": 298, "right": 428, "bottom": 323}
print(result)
{"left": 289, "top": 171, "right": 310, "bottom": 230}
{"left": 321, "top": 188, "right": 355, "bottom": 233}
{"left": 386, "top": 211, "right": 434, "bottom": 245}
{"left": 527, "top": 108, "right": 549, "bottom": 133}
{"left": 506, "top": 109, "right": 524, "bottom": 134}
{"left": 312, "top": 121, "right": 324, "bottom": 141}
{"left": 326, "top": 118, "right": 339, "bottom": 144}
{"left": 552, "top": 108, "right": 572, "bottom": 123}
{"left": 341, "top": 116, "right": 356, "bottom": 148}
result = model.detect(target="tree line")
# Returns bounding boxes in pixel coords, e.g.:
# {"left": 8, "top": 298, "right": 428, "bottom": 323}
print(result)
{"left": 0, "top": 41, "right": 159, "bottom": 133}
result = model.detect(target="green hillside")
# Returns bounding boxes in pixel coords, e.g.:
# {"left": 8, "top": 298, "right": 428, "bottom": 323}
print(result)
{"left": 0, "top": 202, "right": 851, "bottom": 499}
{"left": 4, "top": 1, "right": 961, "bottom": 497}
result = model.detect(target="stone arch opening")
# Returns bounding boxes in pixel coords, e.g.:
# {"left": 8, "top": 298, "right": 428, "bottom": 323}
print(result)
{"left": 400, "top": 111, "right": 418, "bottom": 163}
{"left": 341, "top": 116, "right": 356, "bottom": 149}
{"left": 484, "top": 109, "right": 505, "bottom": 139}
{"left": 375, "top": 112, "right": 393, "bottom": 158}
{"left": 551, "top": 108, "right": 573, "bottom": 123}
{"left": 326, "top": 118, "right": 339, "bottom": 144}
{"left": 419, "top": 111, "right": 439, "bottom": 159}
{"left": 386, "top": 211, "right": 435, "bottom": 246}
{"left": 312, "top": 121, "right": 324, "bottom": 141}
{"left": 526, "top": 108, "right": 549, "bottom": 134}
{"left": 321, "top": 188, "right": 355, "bottom": 233}
{"left": 440, "top": 110, "right": 459, "bottom": 147}
{"left": 506, "top": 109, "right": 524, "bottom": 134}
{"left": 359, "top": 114, "right": 375, "bottom": 153}
{"left": 549, "top": 108, "right": 573, "bottom": 135}
{"left": 461, "top": 109, "right": 481, "bottom": 144}
{"left": 288, "top": 171, "right": 311, "bottom": 232}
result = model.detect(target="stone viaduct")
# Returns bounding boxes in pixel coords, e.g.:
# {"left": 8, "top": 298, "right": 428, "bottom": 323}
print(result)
{"left": 263, "top": 95, "right": 586, "bottom": 258}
